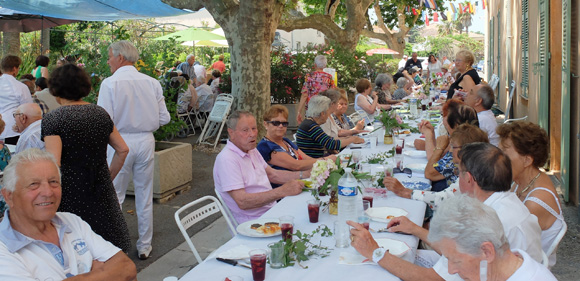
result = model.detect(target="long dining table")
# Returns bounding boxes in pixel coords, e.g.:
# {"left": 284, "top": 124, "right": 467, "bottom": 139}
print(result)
{"left": 180, "top": 114, "right": 435, "bottom": 281}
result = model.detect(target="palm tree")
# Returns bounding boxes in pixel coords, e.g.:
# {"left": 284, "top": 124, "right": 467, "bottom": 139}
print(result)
{"left": 438, "top": 21, "right": 455, "bottom": 36}
{"left": 458, "top": 12, "right": 473, "bottom": 34}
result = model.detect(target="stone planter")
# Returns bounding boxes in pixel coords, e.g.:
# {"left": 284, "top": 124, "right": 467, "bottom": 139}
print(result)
{"left": 278, "top": 103, "right": 300, "bottom": 130}
{"left": 127, "top": 141, "right": 192, "bottom": 201}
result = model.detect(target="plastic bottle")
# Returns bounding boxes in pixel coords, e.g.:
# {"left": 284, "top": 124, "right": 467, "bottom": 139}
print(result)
{"left": 409, "top": 98, "right": 418, "bottom": 117}
{"left": 337, "top": 168, "right": 360, "bottom": 223}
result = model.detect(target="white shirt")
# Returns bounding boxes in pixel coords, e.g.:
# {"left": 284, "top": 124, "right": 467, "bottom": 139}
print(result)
{"left": 15, "top": 119, "right": 44, "bottom": 153}
{"left": 0, "top": 74, "right": 33, "bottom": 139}
{"left": 433, "top": 192, "right": 543, "bottom": 280}
{"left": 428, "top": 61, "right": 442, "bottom": 75}
{"left": 398, "top": 59, "right": 407, "bottom": 70}
{"left": 320, "top": 117, "right": 340, "bottom": 139}
{"left": 0, "top": 212, "right": 120, "bottom": 280}
{"left": 354, "top": 93, "right": 376, "bottom": 124}
{"left": 193, "top": 64, "right": 207, "bottom": 82}
{"left": 507, "top": 249, "right": 557, "bottom": 281}
{"left": 196, "top": 84, "right": 214, "bottom": 113}
{"left": 477, "top": 110, "right": 500, "bottom": 146}
{"left": 97, "top": 66, "right": 170, "bottom": 133}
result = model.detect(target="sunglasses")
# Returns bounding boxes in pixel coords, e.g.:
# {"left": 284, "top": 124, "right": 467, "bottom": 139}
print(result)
{"left": 267, "top": 121, "right": 289, "bottom": 127}
{"left": 393, "top": 167, "right": 413, "bottom": 178}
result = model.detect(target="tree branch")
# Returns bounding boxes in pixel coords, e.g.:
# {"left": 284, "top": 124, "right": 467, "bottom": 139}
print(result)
{"left": 373, "top": 0, "right": 392, "bottom": 35}
{"left": 279, "top": 14, "right": 344, "bottom": 39}
{"left": 325, "top": 0, "right": 340, "bottom": 18}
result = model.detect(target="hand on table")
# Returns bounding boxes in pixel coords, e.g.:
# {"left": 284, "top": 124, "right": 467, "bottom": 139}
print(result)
{"left": 383, "top": 177, "right": 412, "bottom": 199}
{"left": 354, "top": 119, "right": 366, "bottom": 130}
{"left": 351, "top": 129, "right": 369, "bottom": 135}
{"left": 351, "top": 136, "right": 365, "bottom": 144}
{"left": 280, "top": 180, "right": 305, "bottom": 196}
{"left": 417, "top": 120, "right": 434, "bottom": 135}
{"left": 347, "top": 220, "right": 379, "bottom": 259}
{"left": 386, "top": 216, "right": 420, "bottom": 236}
{"left": 414, "top": 139, "right": 426, "bottom": 151}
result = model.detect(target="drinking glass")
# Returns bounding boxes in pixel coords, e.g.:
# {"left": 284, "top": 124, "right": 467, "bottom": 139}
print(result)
{"left": 351, "top": 151, "right": 362, "bottom": 163}
{"left": 307, "top": 200, "right": 320, "bottom": 223}
{"left": 357, "top": 216, "right": 371, "bottom": 230}
{"left": 362, "top": 200, "right": 371, "bottom": 211}
{"left": 268, "top": 242, "right": 285, "bottom": 269}
{"left": 249, "top": 249, "right": 267, "bottom": 281}
{"left": 279, "top": 216, "right": 294, "bottom": 241}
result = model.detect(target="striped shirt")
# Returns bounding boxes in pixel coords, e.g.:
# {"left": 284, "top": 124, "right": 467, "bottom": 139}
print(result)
{"left": 296, "top": 118, "right": 341, "bottom": 158}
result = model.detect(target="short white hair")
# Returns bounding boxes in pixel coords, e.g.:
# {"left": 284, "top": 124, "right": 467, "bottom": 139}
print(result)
{"left": 314, "top": 55, "right": 327, "bottom": 69}
{"left": 428, "top": 194, "right": 509, "bottom": 257}
{"left": 186, "top": 54, "right": 195, "bottom": 61}
{"left": 305, "top": 95, "right": 331, "bottom": 118}
{"left": 109, "top": 40, "right": 139, "bottom": 63}
{"left": 2, "top": 149, "right": 61, "bottom": 192}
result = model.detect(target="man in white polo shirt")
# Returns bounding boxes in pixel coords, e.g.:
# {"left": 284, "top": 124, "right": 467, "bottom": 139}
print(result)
{"left": 464, "top": 84, "right": 500, "bottom": 146}
{"left": 0, "top": 149, "right": 136, "bottom": 280}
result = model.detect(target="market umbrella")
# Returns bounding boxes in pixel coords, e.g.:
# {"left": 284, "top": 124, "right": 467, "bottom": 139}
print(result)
{"left": 154, "top": 27, "right": 226, "bottom": 42}
{"left": 0, "top": 8, "right": 78, "bottom": 32}
{"left": 365, "top": 48, "right": 400, "bottom": 56}
{"left": 181, "top": 40, "right": 228, "bottom": 47}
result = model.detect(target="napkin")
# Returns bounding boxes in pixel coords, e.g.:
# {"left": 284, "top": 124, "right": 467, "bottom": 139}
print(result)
{"left": 338, "top": 250, "right": 374, "bottom": 265}
{"left": 216, "top": 245, "right": 253, "bottom": 260}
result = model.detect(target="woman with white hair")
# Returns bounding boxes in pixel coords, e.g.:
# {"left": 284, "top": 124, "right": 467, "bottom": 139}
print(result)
{"left": 374, "top": 73, "right": 400, "bottom": 105}
{"left": 296, "top": 95, "right": 364, "bottom": 158}
{"left": 429, "top": 195, "right": 556, "bottom": 280}
{"left": 297, "top": 55, "right": 335, "bottom": 123}
{"left": 392, "top": 77, "right": 410, "bottom": 100}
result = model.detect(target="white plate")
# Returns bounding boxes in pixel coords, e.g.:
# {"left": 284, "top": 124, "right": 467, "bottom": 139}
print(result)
{"left": 375, "top": 238, "right": 412, "bottom": 257}
{"left": 393, "top": 174, "right": 431, "bottom": 191}
{"left": 391, "top": 104, "right": 404, "bottom": 109}
{"left": 403, "top": 150, "right": 427, "bottom": 158}
{"left": 236, "top": 218, "right": 281, "bottom": 238}
{"left": 349, "top": 142, "right": 368, "bottom": 149}
{"left": 406, "top": 163, "right": 426, "bottom": 174}
{"left": 365, "top": 207, "right": 408, "bottom": 223}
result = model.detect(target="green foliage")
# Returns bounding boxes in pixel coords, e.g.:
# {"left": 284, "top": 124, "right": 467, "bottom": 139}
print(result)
{"left": 422, "top": 34, "right": 484, "bottom": 61}
{"left": 373, "top": 0, "right": 446, "bottom": 30}
{"left": 275, "top": 225, "right": 333, "bottom": 268}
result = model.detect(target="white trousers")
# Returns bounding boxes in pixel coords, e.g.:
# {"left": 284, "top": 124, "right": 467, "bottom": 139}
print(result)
{"left": 108, "top": 132, "right": 155, "bottom": 251}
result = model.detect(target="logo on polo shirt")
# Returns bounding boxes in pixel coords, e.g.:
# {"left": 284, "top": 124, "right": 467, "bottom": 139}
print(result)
{"left": 72, "top": 239, "right": 88, "bottom": 255}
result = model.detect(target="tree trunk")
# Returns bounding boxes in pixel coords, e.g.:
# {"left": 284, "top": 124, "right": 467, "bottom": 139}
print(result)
{"left": 361, "top": 30, "right": 406, "bottom": 58}
{"left": 2, "top": 32, "right": 20, "bottom": 57}
{"left": 41, "top": 28, "right": 51, "bottom": 54}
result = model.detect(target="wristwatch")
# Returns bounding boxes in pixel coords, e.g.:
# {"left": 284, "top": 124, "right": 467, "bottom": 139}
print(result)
{"left": 372, "top": 247, "right": 387, "bottom": 263}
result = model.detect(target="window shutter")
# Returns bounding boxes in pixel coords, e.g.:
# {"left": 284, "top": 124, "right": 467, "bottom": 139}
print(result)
{"left": 561, "top": 0, "right": 571, "bottom": 201}
{"left": 537, "top": 0, "right": 550, "bottom": 130}
{"left": 520, "top": 0, "right": 529, "bottom": 98}
{"left": 496, "top": 10, "right": 501, "bottom": 103}
{"left": 488, "top": 18, "right": 494, "bottom": 81}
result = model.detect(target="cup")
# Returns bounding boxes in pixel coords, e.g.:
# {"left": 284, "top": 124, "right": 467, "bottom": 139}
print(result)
{"left": 268, "top": 242, "right": 285, "bottom": 269}
{"left": 307, "top": 200, "right": 320, "bottom": 223}
{"left": 279, "top": 216, "right": 294, "bottom": 241}
{"left": 362, "top": 200, "right": 371, "bottom": 211}
{"left": 369, "top": 135, "right": 377, "bottom": 149}
{"left": 334, "top": 221, "right": 350, "bottom": 248}
{"left": 362, "top": 189, "right": 374, "bottom": 208}
{"left": 351, "top": 151, "right": 362, "bottom": 163}
{"left": 395, "top": 138, "right": 404, "bottom": 155}
{"left": 395, "top": 154, "right": 404, "bottom": 170}
{"left": 249, "top": 249, "right": 267, "bottom": 281}
{"left": 357, "top": 216, "right": 371, "bottom": 230}
{"left": 384, "top": 163, "right": 394, "bottom": 177}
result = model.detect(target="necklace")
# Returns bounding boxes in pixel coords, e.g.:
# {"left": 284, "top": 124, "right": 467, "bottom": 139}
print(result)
{"left": 518, "top": 171, "right": 542, "bottom": 196}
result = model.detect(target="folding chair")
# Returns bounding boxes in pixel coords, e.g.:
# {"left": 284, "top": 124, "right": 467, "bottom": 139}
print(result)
{"left": 503, "top": 80, "right": 528, "bottom": 123}
{"left": 197, "top": 94, "right": 235, "bottom": 148}
{"left": 177, "top": 110, "right": 195, "bottom": 137}
{"left": 174, "top": 195, "right": 237, "bottom": 264}
{"left": 488, "top": 74, "right": 499, "bottom": 92}
{"left": 214, "top": 189, "right": 239, "bottom": 228}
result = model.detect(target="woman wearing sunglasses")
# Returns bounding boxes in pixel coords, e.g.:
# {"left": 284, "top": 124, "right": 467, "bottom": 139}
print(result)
{"left": 257, "top": 105, "right": 335, "bottom": 188}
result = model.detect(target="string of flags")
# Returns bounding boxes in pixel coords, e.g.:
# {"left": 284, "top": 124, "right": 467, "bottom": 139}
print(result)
{"left": 408, "top": 0, "right": 486, "bottom": 25}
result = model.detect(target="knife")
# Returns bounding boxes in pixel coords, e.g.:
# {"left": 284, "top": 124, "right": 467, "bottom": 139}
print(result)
{"left": 216, "top": 258, "right": 252, "bottom": 269}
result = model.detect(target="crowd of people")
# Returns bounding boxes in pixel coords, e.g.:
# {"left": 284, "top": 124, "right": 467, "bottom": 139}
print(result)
{"left": 0, "top": 45, "right": 563, "bottom": 280}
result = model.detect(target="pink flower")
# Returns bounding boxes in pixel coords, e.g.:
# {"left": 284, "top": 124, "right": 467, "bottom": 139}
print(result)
{"left": 396, "top": 115, "right": 403, "bottom": 124}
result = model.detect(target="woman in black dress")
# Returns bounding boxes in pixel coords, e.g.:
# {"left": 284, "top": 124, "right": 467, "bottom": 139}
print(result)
{"left": 42, "top": 64, "right": 131, "bottom": 252}
{"left": 446, "top": 50, "right": 481, "bottom": 100}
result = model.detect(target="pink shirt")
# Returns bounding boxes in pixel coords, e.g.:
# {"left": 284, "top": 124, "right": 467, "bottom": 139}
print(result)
{"left": 213, "top": 140, "right": 275, "bottom": 224}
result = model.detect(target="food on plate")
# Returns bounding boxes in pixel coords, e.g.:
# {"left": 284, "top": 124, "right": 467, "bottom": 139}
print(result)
{"left": 386, "top": 215, "right": 395, "bottom": 219}
{"left": 256, "top": 224, "right": 281, "bottom": 235}
{"left": 251, "top": 223, "right": 262, "bottom": 230}
{"left": 265, "top": 222, "right": 279, "bottom": 227}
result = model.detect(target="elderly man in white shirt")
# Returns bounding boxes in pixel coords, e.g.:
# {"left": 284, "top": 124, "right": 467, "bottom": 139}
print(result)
{"left": 0, "top": 149, "right": 136, "bottom": 280}
{"left": 348, "top": 142, "right": 543, "bottom": 281}
{"left": 98, "top": 40, "right": 171, "bottom": 260}
{"left": 13, "top": 103, "right": 44, "bottom": 153}
{"left": 0, "top": 55, "right": 33, "bottom": 145}
{"left": 464, "top": 84, "right": 500, "bottom": 146}
{"left": 398, "top": 55, "right": 408, "bottom": 70}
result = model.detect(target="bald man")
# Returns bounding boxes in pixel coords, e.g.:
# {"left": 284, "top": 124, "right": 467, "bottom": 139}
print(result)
{"left": 13, "top": 103, "right": 44, "bottom": 153}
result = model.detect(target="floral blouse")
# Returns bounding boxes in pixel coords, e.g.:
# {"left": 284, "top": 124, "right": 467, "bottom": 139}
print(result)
{"left": 411, "top": 182, "right": 459, "bottom": 211}
{"left": 331, "top": 113, "right": 354, "bottom": 130}
{"left": 301, "top": 71, "right": 335, "bottom": 108}
{"left": 432, "top": 151, "right": 457, "bottom": 188}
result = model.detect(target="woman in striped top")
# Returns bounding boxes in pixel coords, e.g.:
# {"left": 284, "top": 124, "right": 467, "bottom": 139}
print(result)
{"left": 296, "top": 95, "right": 364, "bottom": 158}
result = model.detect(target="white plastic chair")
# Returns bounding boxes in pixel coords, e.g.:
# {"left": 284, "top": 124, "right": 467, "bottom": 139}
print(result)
{"left": 355, "top": 109, "right": 372, "bottom": 125}
{"left": 174, "top": 195, "right": 237, "bottom": 264}
{"left": 488, "top": 74, "right": 499, "bottom": 91}
{"left": 214, "top": 189, "right": 239, "bottom": 228}
{"left": 503, "top": 80, "right": 528, "bottom": 123}
{"left": 197, "top": 94, "right": 235, "bottom": 148}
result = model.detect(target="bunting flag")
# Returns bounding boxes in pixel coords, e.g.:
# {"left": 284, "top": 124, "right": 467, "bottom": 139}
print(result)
{"left": 450, "top": 3, "right": 457, "bottom": 14}
{"left": 433, "top": 12, "right": 439, "bottom": 22}
{"left": 482, "top": 0, "right": 486, "bottom": 9}
{"left": 412, "top": 8, "right": 417, "bottom": 15}
{"left": 447, "top": 11, "right": 453, "bottom": 21}
{"left": 463, "top": 5, "right": 469, "bottom": 13}
{"left": 441, "top": 12, "right": 447, "bottom": 21}
{"left": 469, "top": 3, "right": 474, "bottom": 13}
{"left": 425, "top": 12, "right": 430, "bottom": 26}
{"left": 458, "top": 3, "right": 463, "bottom": 14}
{"left": 423, "top": 0, "right": 438, "bottom": 9}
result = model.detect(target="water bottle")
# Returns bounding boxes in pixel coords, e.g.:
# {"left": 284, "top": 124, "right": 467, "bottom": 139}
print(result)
{"left": 409, "top": 98, "right": 418, "bottom": 117}
{"left": 338, "top": 168, "right": 360, "bottom": 223}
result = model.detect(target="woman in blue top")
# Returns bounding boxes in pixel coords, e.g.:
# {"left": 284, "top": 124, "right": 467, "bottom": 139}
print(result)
{"left": 257, "top": 105, "right": 335, "bottom": 188}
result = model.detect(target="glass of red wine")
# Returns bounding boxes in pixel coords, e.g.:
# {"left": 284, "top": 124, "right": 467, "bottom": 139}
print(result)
{"left": 357, "top": 215, "right": 371, "bottom": 231}
{"left": 307, "top": 200, "right": 320, "bottom": 223}
{"left": 249, "top": 249, "right": 268, "bottom": 281}
{"left": 279, "top": 215, "right": 294, "bottom": 241}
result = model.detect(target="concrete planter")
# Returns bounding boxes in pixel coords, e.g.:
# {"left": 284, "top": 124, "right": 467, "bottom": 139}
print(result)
{"left": 127, "top": 141, "right": 192, "bottom": 201}
{"left": 278, "top": 103, "right": 300, "bottom": 130}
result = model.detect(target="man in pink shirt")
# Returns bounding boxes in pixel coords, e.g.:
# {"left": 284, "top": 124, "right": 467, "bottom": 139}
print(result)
{"left": 213, "top": 111, "right": 306, "bottom": 224}
{"left": 210, "top": 55, "right": 226, "bottom": 73}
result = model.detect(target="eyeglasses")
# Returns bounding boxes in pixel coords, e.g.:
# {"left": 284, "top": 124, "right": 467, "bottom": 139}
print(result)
{"left": 393, "top": 167, "right": 413, "bottom": 177}
{"left": 13, "top": 112, "right": 23, "bottom": 118}
{"left": 267, "top": 121, "right": 289, "bottom": 127}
